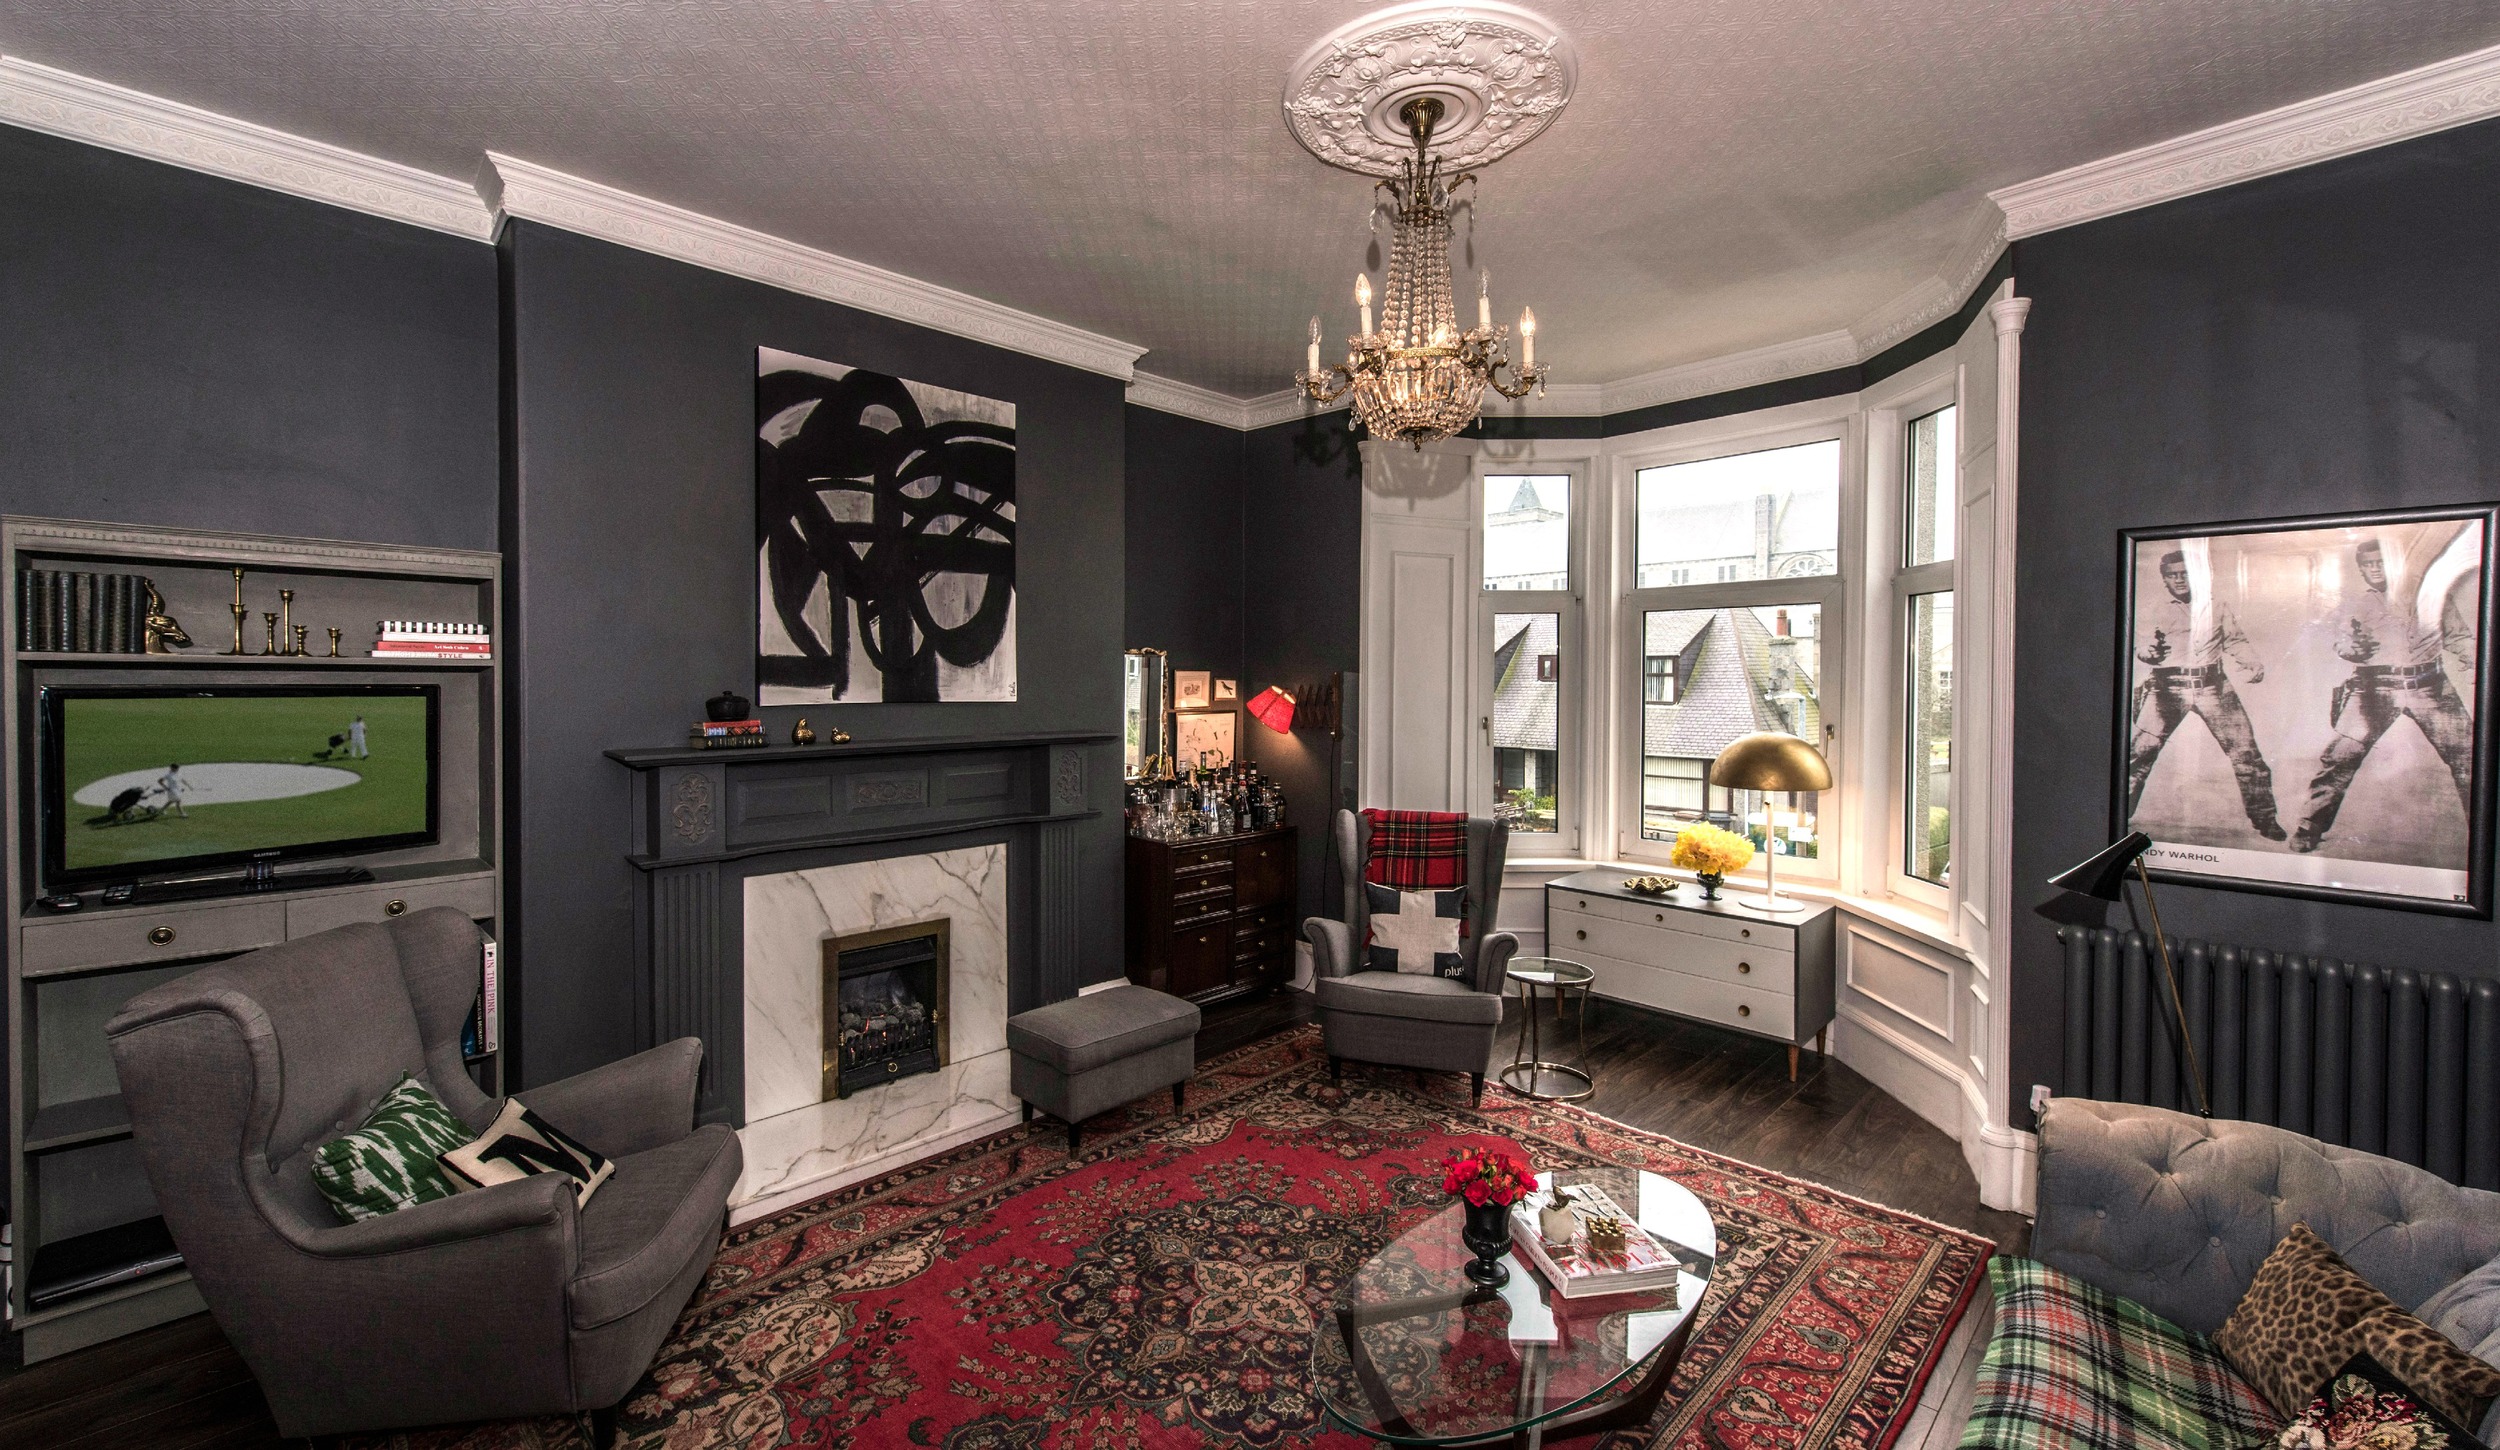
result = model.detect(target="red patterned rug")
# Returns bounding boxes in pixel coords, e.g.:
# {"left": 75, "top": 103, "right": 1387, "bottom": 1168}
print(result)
{"left": 374, "top": 1025, "right": 1991, "bottom": 1450}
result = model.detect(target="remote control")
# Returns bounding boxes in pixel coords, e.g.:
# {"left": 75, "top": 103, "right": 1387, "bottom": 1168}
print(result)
{"left": 35, "top": 894, "right": 81, "bottom": 912}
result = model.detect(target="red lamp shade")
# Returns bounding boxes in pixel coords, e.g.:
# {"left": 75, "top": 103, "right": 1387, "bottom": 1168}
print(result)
{"left": 1246, "top": 686, "right": 1296, "bottom": 732}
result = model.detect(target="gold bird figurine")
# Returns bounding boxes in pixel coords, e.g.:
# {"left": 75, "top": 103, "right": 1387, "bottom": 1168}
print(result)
{"left": 792, "top": 717, "right": 816, "bottom": 746}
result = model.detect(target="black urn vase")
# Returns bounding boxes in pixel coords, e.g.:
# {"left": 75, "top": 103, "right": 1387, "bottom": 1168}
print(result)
{"left": 1460, "top": 1199, "right": 1512, "bottom": 1287}
{"left": 705, "top": 689, "right": 752, "bottom": 723}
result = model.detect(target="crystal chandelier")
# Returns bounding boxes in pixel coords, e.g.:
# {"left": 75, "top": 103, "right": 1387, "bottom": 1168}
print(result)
{"left": 1294, "top": 96, "right": 1548, "bottom": 448}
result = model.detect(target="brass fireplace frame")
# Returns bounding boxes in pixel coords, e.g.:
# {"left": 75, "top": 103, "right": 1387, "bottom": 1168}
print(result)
{"left": 821, "top": 917, "right": 952, "bottom": 1101}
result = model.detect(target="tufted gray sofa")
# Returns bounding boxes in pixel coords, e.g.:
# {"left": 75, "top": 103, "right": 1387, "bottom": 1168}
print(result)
{"left": 2031, "top": 1097, "right": 2500, "bottom": 1439}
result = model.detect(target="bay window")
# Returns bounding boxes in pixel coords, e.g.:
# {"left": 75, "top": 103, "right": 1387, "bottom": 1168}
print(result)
{"left": 1620, "top": 433, "right": 1843, "bottom": 878}
{"left": 1899, "top": 405, "right": 1957, "bottom": 891}
{"left": 1484, "top": 472, "right": 1578, "bottom": 849}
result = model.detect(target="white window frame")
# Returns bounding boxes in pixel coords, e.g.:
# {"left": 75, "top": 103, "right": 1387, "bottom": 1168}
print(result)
{"left": 1476, "top": 449, "right": 1594, "bottom": 856}
{"left": 1609, "top": 403, "right": 1857, "bottom": 886}
{"left": 1863, "top": 360, "right": 1960, "bottom": 912}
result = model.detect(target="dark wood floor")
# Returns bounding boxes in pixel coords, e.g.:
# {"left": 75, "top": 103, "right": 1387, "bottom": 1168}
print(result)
{"left": 0, "top": 989, "right": 2025, "bottom": 1447}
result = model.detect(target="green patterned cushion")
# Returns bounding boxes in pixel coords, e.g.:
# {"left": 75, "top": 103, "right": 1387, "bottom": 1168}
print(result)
{"left": 310, "top": 1074, "right": 472, "bottom": 1223}
{"left": 1961, "top": 1256, "right": 2283, "bottom": 1450}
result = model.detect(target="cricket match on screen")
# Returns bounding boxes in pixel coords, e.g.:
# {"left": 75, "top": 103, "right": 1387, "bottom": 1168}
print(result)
{"left": 57, "top": 692, "right": 433, "bottom": 873}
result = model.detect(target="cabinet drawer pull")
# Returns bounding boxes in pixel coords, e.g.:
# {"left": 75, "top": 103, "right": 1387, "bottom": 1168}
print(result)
{"left": 1740, "top": 928, "right": 1751, "bottom": 938}
{"left": 384, "top": 898, "right": 408, "bottom": 917}
{"left": 148, "top": 925, "right": 176, "bottom": 947}
{"left": 1737, "top": 1003, "right": 1751, "bottom": 1017}
{"left": 1575, "top": 929, "right": 1586, "bottom": 940}
{"left": 1654, "top": 912, "right": 1664, "bottom": 921}
{"left": 1738, "top": 961, "right": 1750, "bottom": 974}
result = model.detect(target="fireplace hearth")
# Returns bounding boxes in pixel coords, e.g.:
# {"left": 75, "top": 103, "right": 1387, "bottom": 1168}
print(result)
{"left": 823, "top": 919, "right": 951, "bottom": 1099}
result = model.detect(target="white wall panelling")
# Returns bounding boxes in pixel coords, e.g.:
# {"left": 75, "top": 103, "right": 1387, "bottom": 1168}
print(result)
{"left": 1359, "top": 440, "right": 1482, "bottom": 811}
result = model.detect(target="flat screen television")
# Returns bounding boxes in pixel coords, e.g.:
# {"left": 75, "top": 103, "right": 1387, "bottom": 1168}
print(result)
{"left": 40, "top": 685, "right": 439, "bottom": 891}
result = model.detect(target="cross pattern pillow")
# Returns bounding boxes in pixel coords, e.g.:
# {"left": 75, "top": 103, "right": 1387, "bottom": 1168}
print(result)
{"left": 1364, "top": 880, "right": 1470, "bottom": 980}
{"left": 440, "top": 1099, "right": 614, "bottom": 1208}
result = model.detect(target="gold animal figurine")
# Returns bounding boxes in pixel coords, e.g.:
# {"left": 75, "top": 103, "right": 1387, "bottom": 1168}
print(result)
{"left": 141, "top": 582, "right": 192, "bottom": 654}
{"left": 826, "top": 724, "right": 852, "bottom": 744}
{"left": 791, "top": 717, "right": 816, "bottom": 746}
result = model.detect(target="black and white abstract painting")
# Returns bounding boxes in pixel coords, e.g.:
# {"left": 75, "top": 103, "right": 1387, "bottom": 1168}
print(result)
{"left": 756, "top": 347, "right": 1017, "bottom": 704}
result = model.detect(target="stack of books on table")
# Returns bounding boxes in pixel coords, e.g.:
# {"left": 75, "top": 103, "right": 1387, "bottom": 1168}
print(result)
{"left": 1508, "top": 1182, "right": 1685, "bottom": 1300}
{"left": 688, "top": 719, "right": 768, "bottom": 749}
{"left": 373, "top": 621, "right": 492, "bottom": 659}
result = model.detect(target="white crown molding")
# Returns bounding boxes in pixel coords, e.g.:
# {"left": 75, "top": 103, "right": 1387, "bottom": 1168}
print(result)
{"left": 483, "top": 153, "right": 1147, "bottom": 380}
{"left": 1127, "top": 371, "right": 1256, "bottom": 429}
{"left": 0, "top": 55, "right": 495, "bottom": 240}
{"left": 1595, "top": 330, "right": 1860, "bottom": 417}
{"left": 1852, "top": 203, "right": 2007, "bottom": 359}
{"left": 1240, "top": 388, "right": 1349, "bottom": 431}
{"left": 1992, "top": 40, "right": 2500, "bottom": 239}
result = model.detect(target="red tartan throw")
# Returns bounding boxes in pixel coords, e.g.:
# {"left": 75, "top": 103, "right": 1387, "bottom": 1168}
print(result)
{"left": 1361, "top": 808, "right": 1470, "bottom": 889}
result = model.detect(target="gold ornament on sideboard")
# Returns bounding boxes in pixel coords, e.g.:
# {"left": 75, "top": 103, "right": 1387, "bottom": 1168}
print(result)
{"left": 1291, "top": 97, "right": 1549, "bottom": 448}
{"left": 141, "top": 581, "right": 191, "bottom": 654}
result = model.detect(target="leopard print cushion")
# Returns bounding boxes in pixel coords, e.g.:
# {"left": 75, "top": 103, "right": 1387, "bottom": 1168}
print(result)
{"left": 2216, "top": 1222, "right": 2500, "bottom": 1429}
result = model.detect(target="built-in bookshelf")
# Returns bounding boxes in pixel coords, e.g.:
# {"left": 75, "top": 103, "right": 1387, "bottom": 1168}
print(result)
{"left": 2, "top": 517, "right": 505, "bottom": 1362}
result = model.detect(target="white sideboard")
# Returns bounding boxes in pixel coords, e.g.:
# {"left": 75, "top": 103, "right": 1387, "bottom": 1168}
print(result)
{"left": 1543, "top": 869, "right": 1836, "bottom": 1079}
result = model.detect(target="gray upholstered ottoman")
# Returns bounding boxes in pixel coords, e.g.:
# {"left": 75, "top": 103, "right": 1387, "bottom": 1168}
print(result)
{"left": 1007, "top": 985, "right": 1201, "bottom": 1153}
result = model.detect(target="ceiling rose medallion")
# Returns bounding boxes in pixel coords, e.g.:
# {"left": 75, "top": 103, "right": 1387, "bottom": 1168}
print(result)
{"left": 1284, "top": 3, "right": 1573, "bottom": 447}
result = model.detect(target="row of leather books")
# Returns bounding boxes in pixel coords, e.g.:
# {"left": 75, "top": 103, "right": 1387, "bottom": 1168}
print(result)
{"left": 14, "top": 570, "right": 157, "bottom": 653}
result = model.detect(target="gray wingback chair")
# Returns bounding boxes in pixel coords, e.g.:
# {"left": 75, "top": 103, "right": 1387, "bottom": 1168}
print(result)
{"left": 106, "top": 907, "right": 743, "bottom": 1442}
{"left": 1304, "top": 809, "right": 1517, "bottom": 1104}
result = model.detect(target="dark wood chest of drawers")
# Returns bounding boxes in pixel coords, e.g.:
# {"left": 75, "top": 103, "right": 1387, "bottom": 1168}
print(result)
{"left": 1124, "top": 827, "right": 1298, "bottom": 1002}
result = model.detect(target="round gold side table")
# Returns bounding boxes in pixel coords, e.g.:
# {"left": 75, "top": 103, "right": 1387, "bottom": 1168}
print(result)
{"left": 1501, "top": 956, "right": 1596, "bottom": 1101}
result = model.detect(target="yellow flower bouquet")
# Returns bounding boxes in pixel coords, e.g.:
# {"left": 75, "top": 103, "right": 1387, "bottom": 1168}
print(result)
{"left": 1670, "top": 822, "right": 1755, "bottom": 900}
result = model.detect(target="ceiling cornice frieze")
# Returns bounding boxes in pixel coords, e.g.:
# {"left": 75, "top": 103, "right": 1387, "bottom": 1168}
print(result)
{"left": 1990, "top": 40, "right": 2500, "bottom": 239}
{"left": 0, "top": 55, "right": 495, "bottom": 240}
{"left": 482, "top": 154, "right": 1148, "bottom": 381}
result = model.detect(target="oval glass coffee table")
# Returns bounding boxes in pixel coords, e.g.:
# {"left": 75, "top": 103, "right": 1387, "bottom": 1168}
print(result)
{"left": 1313, "top": 1166, "right": 1718, "bottom": 1447}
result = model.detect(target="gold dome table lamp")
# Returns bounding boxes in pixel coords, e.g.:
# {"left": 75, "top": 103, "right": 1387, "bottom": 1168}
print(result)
{"left": 1708, "top": 732, "right": 1833, "bottom": 914}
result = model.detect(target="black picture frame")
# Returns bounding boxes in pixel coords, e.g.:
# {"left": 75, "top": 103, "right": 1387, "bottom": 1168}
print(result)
{"left": 2112, "top": 502, "right": 2497, "bottom": 918}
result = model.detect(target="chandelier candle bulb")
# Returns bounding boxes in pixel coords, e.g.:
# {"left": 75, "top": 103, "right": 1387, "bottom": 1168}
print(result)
{"left": 1356, "top": 274, "right": 1373, "bottom": 336}
{"left": 1307, "top": 317, "right": 1322, "bottom": 374}
{"left": 1520, "top": 307, "right": 1536, "bottom": 369}
{"left": 1479, "top": 271, "right": 1491, "bottom": 332}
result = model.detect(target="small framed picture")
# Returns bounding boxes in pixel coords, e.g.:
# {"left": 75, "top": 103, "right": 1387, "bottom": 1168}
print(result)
{"left": 2116, "top": 503, "right": 2496, "bottom": 916}
{"left": 1174, "top": 670, "right": 1212, "bottom": 711}
{"left": 1214, "top": 678, "right": 1238, "bottom": 703}
{"left": 1176, "top": 709, "right": 1236, "bottom": 768}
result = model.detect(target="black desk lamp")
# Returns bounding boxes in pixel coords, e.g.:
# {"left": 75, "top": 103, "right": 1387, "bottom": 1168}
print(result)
{"left": 2049, "top": 831, "right": 2212, "bottom": 1118}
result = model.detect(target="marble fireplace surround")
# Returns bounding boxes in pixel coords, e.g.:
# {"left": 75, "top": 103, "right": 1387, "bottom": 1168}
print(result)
{"left": 735, "top": 846, "right": 1014, "bottom": 1220}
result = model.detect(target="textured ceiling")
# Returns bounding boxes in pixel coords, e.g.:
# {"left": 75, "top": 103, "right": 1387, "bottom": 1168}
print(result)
{"left": 7, "top": 2, "right": 2498, "bottom": 396}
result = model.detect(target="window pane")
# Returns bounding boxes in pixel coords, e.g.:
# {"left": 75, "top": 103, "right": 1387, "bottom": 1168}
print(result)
{"left": 1492, "top": 611, "right": 1560, "bottom": 833}
{"left": 1638, "top": 604, "right": 1822, "bottom": 860}
{"left": 1907, "top": 591, "right": 1953, "bottom": 885}
{"left": 1905, "top": 406, "right": 1957, "bottom": 566}
{"left": 1484, "top": 475, "right": 1570, "bottom": 590}
{"left": 1635, "top": 441, "right": 1840, "bottom": 587}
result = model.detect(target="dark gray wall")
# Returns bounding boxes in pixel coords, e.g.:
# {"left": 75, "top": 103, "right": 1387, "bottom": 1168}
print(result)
{"left": 1124, "top": 404, "right": 1244, "bottom": 681}
{"left": 1239, "top": 417, "right": 1365, "bottom": 921}
{"left": 504, "top": 221, "right": 1127, "bottom": 1088}
{"left": 2010, "top": 118, "right": 2500, "bottom": 1123}
{"left": 0, "top": 127, "right": 497, "bottom": 548}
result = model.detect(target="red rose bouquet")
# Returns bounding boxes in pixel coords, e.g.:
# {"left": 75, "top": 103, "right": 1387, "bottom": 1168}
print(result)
{"left": 1441, "top": 1145, "right": 1534, "bottom": 1209}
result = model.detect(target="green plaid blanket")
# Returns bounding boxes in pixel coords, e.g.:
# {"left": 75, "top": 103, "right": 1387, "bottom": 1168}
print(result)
{"left": 1960, "top": 1257, "right": 2284, "bottom": 1450}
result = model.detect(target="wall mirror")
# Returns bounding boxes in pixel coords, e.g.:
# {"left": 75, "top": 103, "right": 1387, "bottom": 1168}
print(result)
{"left": 1124, "top": 648, "right": 1170, "bottom": 778}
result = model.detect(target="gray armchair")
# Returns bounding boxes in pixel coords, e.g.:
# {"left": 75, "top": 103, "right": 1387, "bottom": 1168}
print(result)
{"left": 1304, "top": 809, "right": 1517, "bottom": 1104}
{"left": 106, "top": 907, "right": 742, "bottom": 1443}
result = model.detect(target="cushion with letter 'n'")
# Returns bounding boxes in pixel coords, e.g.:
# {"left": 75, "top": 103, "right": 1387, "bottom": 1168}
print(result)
{"left": 439, "top": 1099, "right": 614, "bottom": 1208}
{"left": 1363, "top": 880, "right": 1470, "bottom": 980}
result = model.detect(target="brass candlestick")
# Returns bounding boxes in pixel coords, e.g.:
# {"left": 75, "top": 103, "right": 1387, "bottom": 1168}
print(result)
{"left": 327, "top": 627, "right": 342, "bottom": 658}
{"left": 292, "top": 624, "right": 308, "bottom": 656}
{"left": 226, "top": 567, "right": 247, "bottom": 656}
{"left": 261, "top": 612, "right": 278, "bottom": 655}
{"left": 278, "top": 590, "right": 295, "bottom": 654}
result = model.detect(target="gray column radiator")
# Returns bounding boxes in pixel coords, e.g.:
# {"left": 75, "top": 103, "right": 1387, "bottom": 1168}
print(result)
{"left": 2055, "top": 925, "right": 2500, "bottom": 1190}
